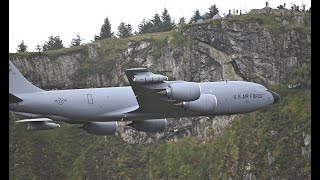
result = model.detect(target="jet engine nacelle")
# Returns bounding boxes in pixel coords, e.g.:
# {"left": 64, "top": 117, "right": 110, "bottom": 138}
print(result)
{"left": 80, "top": 122, "right": 118, "bottom": 135}
{"left": 133, "top": 74, "right": 168, "bottom": 84}
{"left": 165, "top": 82, "right": 201, "bottom": 101}
{"left": 182, "top": 94, "right": 217, "bottom": 113}
{"left": 27, "top": 122, "right": 60, "bottom": 131}
{"left": 128, "top": 119, "right": 167, "bottom": 133}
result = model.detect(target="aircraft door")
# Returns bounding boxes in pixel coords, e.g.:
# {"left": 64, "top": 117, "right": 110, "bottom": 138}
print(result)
{"left": 82, "top": 93, "right": 101, "bottom": 117}
{"left": 87, "top": 94, "right": 93, "bottom": 104}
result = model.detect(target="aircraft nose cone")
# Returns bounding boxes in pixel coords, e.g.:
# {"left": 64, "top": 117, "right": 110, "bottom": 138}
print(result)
{"left": 269, "top": 90, "right": 280, "bottom": 103}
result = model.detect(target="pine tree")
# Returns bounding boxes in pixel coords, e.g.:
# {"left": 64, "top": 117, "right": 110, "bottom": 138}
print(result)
{"left": 161, "top": 8, "right": 175, "bottom": 31}
{"left": 42, "top": 35, "right": 64, "bottom": 51}
{"left": 16, "top": 40, "right": 27, "bottom": 53}
{"left": 95, "top": 17, "right": 114, "bottom": 41}
{"left": 151, "top": 13, "right": 162, "bottom": 32}
{"left": 117, "top": 22, "right": 133, "bottom": 38}
{"left": 190, "top": 10, "right": 202, "bottom": 23}
{"left": 203, "top": 5, "right": 219, "bottom": 19}
{"left": 70, "top": 34, "right": 83, "bottom": 47}
{"left": 137, "top": 19, "right": 147, "bottom": 34}
{"left": 100, "top": 17, "right": 113, "bottom": 38}
{"left": 136, "top": 9, "right": 175, "bottom": 34}
{"left": 137, "top": 19, "right": 153, "bottom": 34}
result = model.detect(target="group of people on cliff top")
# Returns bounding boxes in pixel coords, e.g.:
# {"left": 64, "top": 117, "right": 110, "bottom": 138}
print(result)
{"left": 224, "top": 1, "right": 310, "bottom": 18}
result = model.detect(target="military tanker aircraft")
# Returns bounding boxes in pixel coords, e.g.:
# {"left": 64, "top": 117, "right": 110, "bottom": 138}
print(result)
{"left": 9, "top": 60, "right": 280, "bottom": 135}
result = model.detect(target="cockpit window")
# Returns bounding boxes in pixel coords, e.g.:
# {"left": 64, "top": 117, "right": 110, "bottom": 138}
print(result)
{"left": 257, "top": 85, "right": 267, "bottom": 90}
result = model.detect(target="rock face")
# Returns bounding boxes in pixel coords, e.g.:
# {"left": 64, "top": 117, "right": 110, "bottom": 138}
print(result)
{"left": 180, "top": 12, "right": 310, "bottom": 86}
{"left": 9, "top": 12, "right": 310, "bottom": 144}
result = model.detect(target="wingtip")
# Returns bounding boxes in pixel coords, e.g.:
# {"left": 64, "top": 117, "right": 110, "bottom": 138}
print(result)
{"left": 125, "top": 68, "right": 149, "bottom": 73}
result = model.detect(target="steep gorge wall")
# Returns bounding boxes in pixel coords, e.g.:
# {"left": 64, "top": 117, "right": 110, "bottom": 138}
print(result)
{"left": 9, "top": 11, "right": 310, "bottom": 143}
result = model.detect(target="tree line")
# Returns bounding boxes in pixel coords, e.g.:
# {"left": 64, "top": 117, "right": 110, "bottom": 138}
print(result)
{"left": 15, "top": 5, "right": 221, "bottom": 52}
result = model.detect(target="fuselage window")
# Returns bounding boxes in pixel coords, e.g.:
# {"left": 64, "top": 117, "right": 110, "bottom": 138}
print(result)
{"left": 87, "top": 94, "right": 93, "bottom": 104}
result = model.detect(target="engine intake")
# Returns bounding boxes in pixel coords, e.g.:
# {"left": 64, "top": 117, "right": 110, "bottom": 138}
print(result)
{"left": 164, "top": 82, "right": 201, "bottom": 101}
{"left": 181, "top": 94, "right": 217, "bottom": 113}
{"left": 127, "top": 119, "right": 167, "bottom": 133}
{"left": 80, "top": 122, "right": 118, "bottom": 135}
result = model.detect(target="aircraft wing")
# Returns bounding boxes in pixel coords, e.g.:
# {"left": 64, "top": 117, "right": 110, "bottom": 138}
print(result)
{"left": 15, "top": 118, "right": 53, "bottom": 123}
{"left": 124, "top": 68, "right": 186, "bottom": 114}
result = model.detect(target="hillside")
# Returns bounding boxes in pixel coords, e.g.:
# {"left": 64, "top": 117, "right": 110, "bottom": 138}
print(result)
{"left": 9, "top": 9, "right": 310, "bottom": 179}
{"left": 148, "top": 87, "right": 310, "bottom": 179}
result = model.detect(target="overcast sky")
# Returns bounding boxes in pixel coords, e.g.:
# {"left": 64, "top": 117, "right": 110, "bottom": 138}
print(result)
{"left": 9, "top": 0, "right": 311, "bottom": 53}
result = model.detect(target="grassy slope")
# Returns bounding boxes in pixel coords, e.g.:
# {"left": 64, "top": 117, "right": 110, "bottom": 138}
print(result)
{"left": 148, "top": 87, "right": 311, "bottom": 179}
{"left": 9, "top": 118, "right": 156, "bottom": 179}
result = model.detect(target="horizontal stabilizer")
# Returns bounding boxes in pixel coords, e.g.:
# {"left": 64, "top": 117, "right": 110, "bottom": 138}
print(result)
{"left": 16, "top": 118, "right": 53, "bottom": 123}
{"left": 9, "top": 111, "right": 42, "bottom": 119}
{"left": 9, "top": 93, "right": 23, "bottom": 103}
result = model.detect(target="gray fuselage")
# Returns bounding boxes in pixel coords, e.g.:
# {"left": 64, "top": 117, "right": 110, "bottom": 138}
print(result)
{"left": 9, "top": 81, "right": 277, "bottom": 123}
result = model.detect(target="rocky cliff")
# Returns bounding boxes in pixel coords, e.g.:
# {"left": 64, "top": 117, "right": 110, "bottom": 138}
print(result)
{"left": 9, "top": 9, "right": 311, "bottom": 179}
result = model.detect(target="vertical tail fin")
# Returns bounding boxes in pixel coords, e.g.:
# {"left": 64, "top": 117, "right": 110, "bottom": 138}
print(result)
{"left": 9, "top": 61, "right": 44, "bottom": 94}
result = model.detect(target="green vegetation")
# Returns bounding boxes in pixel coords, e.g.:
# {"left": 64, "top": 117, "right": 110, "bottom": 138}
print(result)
{"left": 168, "top": 32, "right": 185, "bottom": 46}
{"left": 136, "top": 8, "right": 175, "bottom": 34}
{"left": 9, "top": 45, "right": 85, "bottom": 60}
{"left": 179, "top": 12, "right": 311, "bottom": 35}
{"left": 9, "top": 116, "right": 156, "bottom": 179}
{"left": 152, "top": 35, "right": 167, "bottom": 59}
{"left": 42, "top": 35, "right": 65, "bottom": 51}
{"left": 137, "top": 8, "right": 175, "bottom": 34}
{"left": 202, "top": 4, "right": 219, "bottom": 19}
{"left": 16, "top": 40, "right": 28, "bottom": 53}
{"left": 94, "top": 17, "right": 114, "bottom": 41}
{"left": 147, "top": 86, "right": 311, "bottom": 179}
{"left": 70, "top": 34, "right": 84, "bottom": 47}
{"left": 190, "top": 10, "right": 203, "bottom": 23}
{"left": 117, "top": 22, "right": 133, "bottom": 38}
{"left": 285, "top": 63, "right": 311, "bottom": 88}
